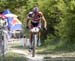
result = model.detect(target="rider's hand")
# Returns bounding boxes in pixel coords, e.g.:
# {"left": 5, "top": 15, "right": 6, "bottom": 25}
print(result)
{"left": 44, "top": 27, "right": 47, "bottom": 30}
{"left": 26, "top": 26, "right": 29, "bottom": 29}
{"left": 43, "top": 26, "right": 47, "bottom": 31}
{"left": 44, "top": 25, "right": 47, "bottom": 30}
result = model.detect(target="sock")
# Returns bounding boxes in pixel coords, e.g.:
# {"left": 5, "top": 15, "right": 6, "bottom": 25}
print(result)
{"left": 38, "top": 38, "right": 41, "bottom": 46}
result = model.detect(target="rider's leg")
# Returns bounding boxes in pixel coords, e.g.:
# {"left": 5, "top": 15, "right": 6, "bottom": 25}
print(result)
{"left": 37, "top": 31, "right": 41, "bottom": 46}
{"left": 38, "top": 31, "right": 41, "bottom": 41}
{"left": 30, "top": 32, "right": 33, "bottom": 48}
{"left": 37, "top": 23, "right": 41, "bottom": 46}
{"left": 29, "top": 22, "right": 33, "bottom": 48}
{"left": 28, "top": 32, "right": 33, "bottom": 52}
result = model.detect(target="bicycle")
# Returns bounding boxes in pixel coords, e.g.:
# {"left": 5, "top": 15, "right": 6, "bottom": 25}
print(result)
{"left": 30, "top": 27, "right": 40, "bottom": 57}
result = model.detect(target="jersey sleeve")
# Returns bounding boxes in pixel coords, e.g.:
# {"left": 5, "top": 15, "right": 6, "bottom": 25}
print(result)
{"left": 27, "top": 12, "right": 33, "bottom": 19}
{"left": 39, "top": 12, "right": 43, "bottom": 17}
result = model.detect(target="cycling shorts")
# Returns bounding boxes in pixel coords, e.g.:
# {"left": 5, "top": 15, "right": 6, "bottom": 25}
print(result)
{"left": 30, "top": 21, "right": 41, "bottom": 29}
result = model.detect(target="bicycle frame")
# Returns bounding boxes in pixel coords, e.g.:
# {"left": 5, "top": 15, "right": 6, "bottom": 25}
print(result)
{"left": 30, "top": 27, "right": 40, "bottom": 57}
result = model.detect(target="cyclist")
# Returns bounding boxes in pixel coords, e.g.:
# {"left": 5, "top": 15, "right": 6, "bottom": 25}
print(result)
{"left": 26, "top": 6, "right": 47, "bottom": 48}
{"left": 0, "top": 14, "right": 7, "bottom": 28}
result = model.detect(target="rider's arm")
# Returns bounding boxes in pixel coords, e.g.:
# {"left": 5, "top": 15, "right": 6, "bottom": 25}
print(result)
{"left": 42, "top": 16, "right": 47, "bottom": 28}
{"left": 26, "top": 12, "right": 32, "bottom": 27}
{"left": 41, "top": 12, "right": 47, "bottom": 29}
{"left": 26, "top": 18, "right": 29, "bottom": 27}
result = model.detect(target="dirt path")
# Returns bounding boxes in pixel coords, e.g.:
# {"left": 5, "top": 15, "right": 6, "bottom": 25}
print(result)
{"left": 7, "top": 39, "right": 75, "bottom": 58}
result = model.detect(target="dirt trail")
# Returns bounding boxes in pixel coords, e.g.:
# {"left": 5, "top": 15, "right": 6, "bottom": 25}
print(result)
{"left": 7, "top": 39, "right": 75, "bottom": 58}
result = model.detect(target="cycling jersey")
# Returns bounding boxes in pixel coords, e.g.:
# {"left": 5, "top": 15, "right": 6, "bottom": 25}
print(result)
{"left": 27, "top": 11, "right": 43, "bottom": 29}
{"left": 27, "top": 11, "right": 42, "bottom": 23}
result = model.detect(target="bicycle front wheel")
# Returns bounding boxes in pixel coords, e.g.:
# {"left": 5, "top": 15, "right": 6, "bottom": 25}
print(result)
{"left": 32, "top": 34, "right": 37, "bottom": 57}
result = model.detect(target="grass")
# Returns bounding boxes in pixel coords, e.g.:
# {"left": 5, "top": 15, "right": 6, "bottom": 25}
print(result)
{"left": 11, "top": 45, "right": 29, "bottom": 51}
{"left": 0, "top": 52, "right": 27, "bottom": 61}
{"left": 36, "top": 41, "right": 75, "bottom": 57}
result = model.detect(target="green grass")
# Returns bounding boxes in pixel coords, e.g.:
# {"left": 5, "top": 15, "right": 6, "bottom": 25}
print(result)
{"left": 11, "top": 45, "right": 29, "bottom": 50}
{"left": 0, "top": 52, "right": 27, "bottom": 61}
{"left": 36, "top": 41, "right": 75, "bottom": 56}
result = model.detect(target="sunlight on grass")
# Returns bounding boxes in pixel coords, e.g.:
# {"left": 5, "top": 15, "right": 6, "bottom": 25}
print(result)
{"left": 0, "top": 52, "right": 26, "bottom": 61}
{"left": 37, "top": 45, "right": 56, "bottom": 54}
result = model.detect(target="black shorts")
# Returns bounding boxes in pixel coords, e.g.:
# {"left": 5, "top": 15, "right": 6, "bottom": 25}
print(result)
{"left": 31, "top": 22, "right": 39, "bottom": 27}
{"left": 30, "top": 21, "right": 41, "bottom": 29}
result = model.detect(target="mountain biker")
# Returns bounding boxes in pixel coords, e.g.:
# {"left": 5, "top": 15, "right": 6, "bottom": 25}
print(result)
{"left": 0, "top": 14, "right": 7, "bottom": 28}
{"left": 26, "top": 6, "right": 47, "bottom": 48}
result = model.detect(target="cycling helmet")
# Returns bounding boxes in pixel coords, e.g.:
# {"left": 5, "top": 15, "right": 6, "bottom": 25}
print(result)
{"left": 33, "top": 7, "right": 39, "bottom": 13}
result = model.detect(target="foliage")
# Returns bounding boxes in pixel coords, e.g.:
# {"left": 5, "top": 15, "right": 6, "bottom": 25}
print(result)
{"left": 38, "top": 0, "right": 75, "bottom": 50}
